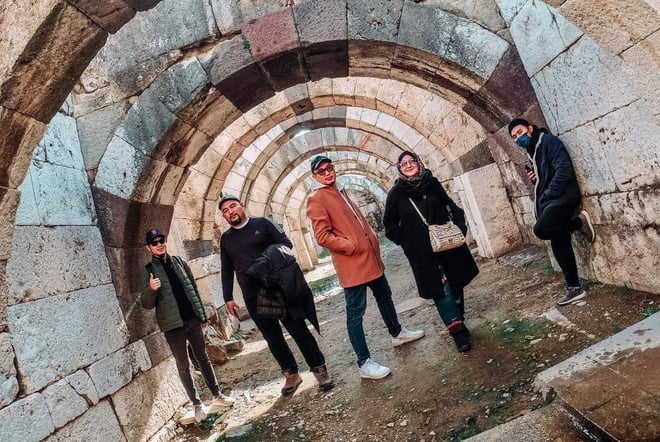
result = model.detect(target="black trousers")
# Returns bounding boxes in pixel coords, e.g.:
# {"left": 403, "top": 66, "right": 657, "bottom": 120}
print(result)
{"left": 245, "top": 293, "right": 325, "bottom": 373}
{"left": 164, "top": 317, "right": 220, "bottom": 405}
{"left": 533, "top": 204, "right": 582, "bottom": 287}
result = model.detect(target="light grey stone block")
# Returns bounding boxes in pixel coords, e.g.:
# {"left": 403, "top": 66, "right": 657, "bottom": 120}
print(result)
{"left": 44, "top": 400, "right": 126, "bottom": 442}
{"left": 198, "top": 35, "right": 254, "bottom": 85}
{"left": 65, "top": 370, "right": 99, "bottom": 406}
{"left": 76, "top": 101, "right": 131, "bottom": 172}
{"left": 446, "top": 17, "right": 509, "bottom": 78}
{"left": 210, "top": 0, "right": 243, "bottom": 34}
{"left": 0, "top": 393, "right": 54, "bottom": 442}
{"left": 398, "top": 3, "right": 456, "bottom": 58}
{"left": 493, "top": 0, "right": 528, "bottom": 25}
{"left": 31, "top": 113, "right": 84, "bottom": 167}
{"left": 510, "top": 1, "right": 582, "bottom": 76}
{"left": 116, "top": 89, "right": 177, "bottom": 157}
{"left": 112, "top": 358, "right": 188, "bottom": 442}
{"left": 7, "top": 226, "right": 112, "bottom": 304}
{"left": 531, "top": 37, "right": 638, "bottom": 134}
{"left": 15, "top": 161, "right": 96, "bottom": 226}
{"left": 42, "top": 378, "right": 89, "bottom": 428}
{"left": 94, "top": 135, "right": 151, "bottom": 199}
{"left": 0, "top": 332, "right": 18, "bottom": 407}
{"left": 347, "top": 0, "right": 404, "bottom": 42}
{"left": 87, "top": 340, "right": 151, "bottom": 398}
{"left": 8, "top": 284, "right": 128, "bottom": 394}
{"left": 148, "top": 59, "right": 208, "bottom": 115}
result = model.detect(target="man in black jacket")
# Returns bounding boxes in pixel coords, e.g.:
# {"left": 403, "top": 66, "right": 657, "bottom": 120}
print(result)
{"left": 508, "top": 118, "right": 596, "bottom": 306}
{"left": 219, "top": 195, "right": 334, "bottom": 395}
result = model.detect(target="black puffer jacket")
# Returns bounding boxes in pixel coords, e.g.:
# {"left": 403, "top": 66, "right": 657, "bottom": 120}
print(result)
{"left": 383, "top": 170, "right": 479, "bottom": 299}
{"left": 246, "top": 244, "right": 320, "bottom": 333}
{"left": 527, "top": 128, "right": 581, "bottom": 216}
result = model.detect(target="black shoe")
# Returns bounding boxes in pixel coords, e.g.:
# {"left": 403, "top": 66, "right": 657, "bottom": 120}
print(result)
{"left": 452, "top": 330, "right": 471, "bottom": 353}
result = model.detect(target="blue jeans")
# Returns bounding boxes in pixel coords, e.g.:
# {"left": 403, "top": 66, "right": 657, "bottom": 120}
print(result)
{"left": 433, "top": 281, "right": 463, "bottom": 326}
{"left": 344, "top": 274, "right": 401, "bottom": 366}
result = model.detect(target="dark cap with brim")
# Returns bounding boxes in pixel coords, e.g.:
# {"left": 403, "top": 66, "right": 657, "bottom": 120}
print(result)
{"left": 310, "top": 155, "right": 331, "bottom": 172}
{"left": 145, "top": 228, "right": 166, "bottom": 245}
{"left": 507, "top": 118, "right": 530, "bottom": 135}
{"left": 218, "top": 194, "right": 240, "bottom": 209}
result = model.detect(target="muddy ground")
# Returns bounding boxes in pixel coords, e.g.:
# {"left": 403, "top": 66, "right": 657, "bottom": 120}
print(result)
{"left": 177, "top": 243, "right": 658, "bottom": 442}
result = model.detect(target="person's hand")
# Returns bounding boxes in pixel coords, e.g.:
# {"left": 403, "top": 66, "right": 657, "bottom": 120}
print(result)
{"left": 527, "top": 170, "right": 537, "bottom": 183}
{"left": 149, "top": 273, "right": 161, "bottom": 291}
{"left": 226, "top": 300, "right": 240, "bottom": 316}
{"left": 201, "top": 322, "right": 209, "bottom": 331}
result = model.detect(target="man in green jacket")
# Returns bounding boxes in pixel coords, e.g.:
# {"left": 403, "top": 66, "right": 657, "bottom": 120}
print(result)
{"left": 141, "top": 228, "right": 235, "bottom": 422}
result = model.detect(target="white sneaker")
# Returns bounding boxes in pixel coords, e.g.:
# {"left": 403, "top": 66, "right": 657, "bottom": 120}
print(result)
{"left": 358, "top": 358, "right": 391, "bottom": 379}
{"left": 392, "top": 326, "right": 425, "bottom": 347}
{"left": 194, "top": 404, "right": 208, "bottom": 423}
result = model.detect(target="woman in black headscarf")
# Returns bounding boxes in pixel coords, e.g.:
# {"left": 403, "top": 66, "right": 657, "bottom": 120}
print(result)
{"left": 383, "top": 151, "right": 479, "bottom": 352}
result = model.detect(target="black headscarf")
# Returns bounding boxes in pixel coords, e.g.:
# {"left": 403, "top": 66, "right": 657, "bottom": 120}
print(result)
{"left": 395, "top": 150, "right": 435, "bottom": 198}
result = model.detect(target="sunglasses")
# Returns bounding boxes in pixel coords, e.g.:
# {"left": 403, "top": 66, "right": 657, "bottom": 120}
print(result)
{"left": 314, "top": 164, "right": 335, "bottom": 176}
{"left": 150, "top": 238, "right": 166, "bottom": 246}
{"left": 399, "top": 159, "right": 418, "bottom": 167}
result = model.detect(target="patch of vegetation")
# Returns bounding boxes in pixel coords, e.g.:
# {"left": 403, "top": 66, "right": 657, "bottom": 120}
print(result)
{"left": 611, "top": 323, "right": 624, "bottom": 333}
{"left": 492, "top": 318, "right": 553, "bottom": 345}
{"left": 579, "top": 278, "right": 597, "bottom": 290}
{"left": 641, "top": 306, "right": 660, "bottom": 317}
{"left": 214, "top": 417, "right": 272, "bottom": 442}
{"left": 543, "top": 262, "right": 556, "bottom": 275}
{"left": 308, "top": 274, "right": 339, "bottom": 296}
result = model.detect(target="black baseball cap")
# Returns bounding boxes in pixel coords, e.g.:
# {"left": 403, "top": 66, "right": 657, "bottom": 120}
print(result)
{"left": 310, "top": 155, "right": 331, "bottom": 172}
{"left": 145, "top": 228, "right": 166, "bottom": 245}
{"left": 218, "top": 194, "right": 241, "bottom": 209}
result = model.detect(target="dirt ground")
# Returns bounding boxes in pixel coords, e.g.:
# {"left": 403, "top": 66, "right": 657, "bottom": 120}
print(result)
{"left": 177, "top": 243, "right": 658, "bottom": 442}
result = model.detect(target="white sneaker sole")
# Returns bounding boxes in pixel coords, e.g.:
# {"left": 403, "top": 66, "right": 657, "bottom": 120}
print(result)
{"left": 359, "top": 369, "right": 392, "bottom": 380}
{"left": 392, "top": 332, "right": 425, "bottom": 347}
{"left": 557, "top": 292, "right": 586, "bottom": 306}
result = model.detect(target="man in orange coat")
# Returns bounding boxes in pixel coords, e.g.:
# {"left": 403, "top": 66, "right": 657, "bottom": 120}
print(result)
{"left": 306, "top": 155, "right": 424, "bottom": 380}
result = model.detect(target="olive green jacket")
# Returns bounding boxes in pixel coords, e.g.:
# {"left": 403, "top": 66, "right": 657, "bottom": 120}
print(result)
{"left": 141, "top": 254, "right": 208, "bottom": 332}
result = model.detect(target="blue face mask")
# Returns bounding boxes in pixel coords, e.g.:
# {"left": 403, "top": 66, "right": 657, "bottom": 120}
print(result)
{"left": 515, "top": 133, "right": 531, "bottom": 149}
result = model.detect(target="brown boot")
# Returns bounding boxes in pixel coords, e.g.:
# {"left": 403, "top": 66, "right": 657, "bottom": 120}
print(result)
{"left": 281, "top": 370, "right": 302, "bottom": 396}
{"left": 312, "top": 365, "right": 335, "bottom": 391}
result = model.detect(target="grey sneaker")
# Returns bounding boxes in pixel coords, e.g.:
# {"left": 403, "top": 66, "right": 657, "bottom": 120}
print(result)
{"left": 212, "top": 393, "right": 236, "bottom": 407}
{"left": 557, "top": 286, "right": 586, "bottom": 306}
{"left": 358, "top": 358, "right": 391, "bottom": 379}
{"left": 392, "top": 326, "right": 425, "bottom": 347}
{"left": 578, "top": 210, "right": 595, "bottom": 243}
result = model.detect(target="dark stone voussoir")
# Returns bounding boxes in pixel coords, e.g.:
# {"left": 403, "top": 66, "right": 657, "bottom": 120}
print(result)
{"left": 303, "top": 41, "right": 349, "bottom": 81}
{"left": 216, "top": 65, "right": 274, "bottom": 113}
{"left": 176, "top": 85, "right": 242, "bottom": 139}
{"left": 91, "top": 186, "right": 174, "bottom": 249}
{"left": 68, "top": 0, "right": 137, "bottom": 34}
{"left": 259, "top": 50, "right": 310, "bottom": 91}
{"left": 0, "top": 2, "right": 107, "bottom": 123}
{"left": 124, "top": 0, "right": 161, "bottom": 12}
{"left": 348, "top": 40, "right": 395, "bottom": 78}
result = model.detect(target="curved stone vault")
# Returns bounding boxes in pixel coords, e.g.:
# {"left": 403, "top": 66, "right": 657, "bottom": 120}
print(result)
{"left": 1, "top": 1, "right": 658, "bottom": 440}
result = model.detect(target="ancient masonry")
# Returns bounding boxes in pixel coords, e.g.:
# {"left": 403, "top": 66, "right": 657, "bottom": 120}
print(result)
{"left": 0, "top": 1, "right": 658, "bottom": 441}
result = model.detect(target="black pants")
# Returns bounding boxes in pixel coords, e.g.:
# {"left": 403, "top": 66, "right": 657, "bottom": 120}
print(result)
{"left": 245, "top": 294, "right": 325, "bottom": 373}
{"left": 164, "top": 317, "right": 220, "bottom": 405}
{"left": 533, "top": 204, "right": 582, "bottom": 287}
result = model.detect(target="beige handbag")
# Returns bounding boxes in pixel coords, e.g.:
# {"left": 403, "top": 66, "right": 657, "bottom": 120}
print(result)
{"left": 408, "top": 198, "right": 465, "bottom": 252}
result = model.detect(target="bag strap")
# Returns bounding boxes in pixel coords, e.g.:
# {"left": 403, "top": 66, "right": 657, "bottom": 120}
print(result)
{"left": 408, "top": 198, "right": 429, "bottom": 226}
{"left": 446, "top": 205, "right": 454, "bottom": 223}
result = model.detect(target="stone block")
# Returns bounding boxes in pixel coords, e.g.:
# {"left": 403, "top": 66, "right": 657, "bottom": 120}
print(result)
{"left": 509, "top": 1, "right": 582, "bottom": 77}
{"left": 16, "top": 161, "right": 96, "bottom": 226}
{"left": 148, "top": 58, "right": 209, "bottom": 115}
{"left": 87, "top": 340, "right": 151, "bottom": 398}
{"left": 42, "top": 378, "right": 89, "bottom": 428}
{"left": 0, "top": 107, "right": 47, "bottom": 188}
{"left": 7, "top": 226, "right": 111, "bottom": 304}
{"left": 98, "top": 0, "right": 217, "bottom": 76}
{"left": 94, "top": 135, "right": 152, "bottom": 199}
{"left": 142, "top": 331, "right": 171, "bottom": 367}
{"left": 112, "top": 358, "right": 188, "bottom": 442}
{"left": 77, "top": 101, "right": 131, "bottom": 172}
{"left": 0, "top": 394, "right": 54, "bottom": 440}
{"left": 242, "top": 9, "right": 298, "bottom": 62}
{"left": 399, "top": 3, "right": 455, "bottom": 60}
{"left": 458, "top": 163, "right": 523, "bottom": 258}
{"left": 531, "top": 37, "right": 639, "bottom": 135}
{"left": 622, "top": 30, "right": 660, "bottom": 116}
{"left": 559, "top": 0, "right": 658, "bottom": 55}
{"left": 0, "top": 3, "right": 107, "bottom": 122}
{"left": 68, "top": 0, "right": 136, "bottom": 34}
{"left": 209, "top": 0, "right": 242, "bottom": 34}
{"left": 347, "top": 0, "right": 403, "bottom": 43}
{"left": 65, "top": 369, "right": 99, "bottom": 406}
{"left": 31, "top": 113, "right": 84, "bottom": 166}
{"left": 260, "top": 50, "right": 309, "bottom": 91}
{"left": 0, "top": 188, "right": 20, "bottom": 261}
{"left": 494, "top": 0, "right": 528, "bottom": 25}
{"left": 44, "top": 400, "right": 126, "bottom": 442}
{"left": 294, "top": 0, "right": 347, "bottom": 45}
{"left": 8, "top": 284, "right": 128, "bottom": 394}
{"left": 177, "top": 86, "right": 242, "bottom": 139}
{"left": 0, "top": 332, "right": 18, "bottom": 407}
{"left": 446, "top": 16, "right": 509, "bottom": 79}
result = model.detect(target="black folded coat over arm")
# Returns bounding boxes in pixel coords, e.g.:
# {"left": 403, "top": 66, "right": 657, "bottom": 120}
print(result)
{"left": 246, "top": 244, "right": 320, "bottom": 333}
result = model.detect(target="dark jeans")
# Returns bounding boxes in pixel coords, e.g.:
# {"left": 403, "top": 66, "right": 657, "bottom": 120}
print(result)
{"left": 433, "top": 281, "right": 463, "bottom": 326}
{"left": 245, "top": 294, "right": 325, "bottom": 373}
{"left": 534, "top": 204, "right": 582, "bottom": 287}
{"left": 344, "top": 274, "right": 402, "bottom": 366}
{"left": 164, "top": 317, "right": 220, "bottom": 405}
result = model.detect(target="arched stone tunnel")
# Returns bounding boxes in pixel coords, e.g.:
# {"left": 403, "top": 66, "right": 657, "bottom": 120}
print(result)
{"left": 1, "top": 1, "right": 658, "bottom": 440}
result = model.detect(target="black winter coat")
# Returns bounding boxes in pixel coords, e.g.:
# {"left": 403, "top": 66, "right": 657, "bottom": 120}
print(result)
{"left": 246, "top": 244, "right": 320, "bottom": 333}
{"left": 529, "top": 130, "right": 581, "bottom": 216}
{"left": 383, "top": 171, "right": 479, "bottom": 299}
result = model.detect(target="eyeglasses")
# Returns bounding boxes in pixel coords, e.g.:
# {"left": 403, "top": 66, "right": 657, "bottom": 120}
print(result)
{"left": 314, "top": 164, "right": 335, "bottom": 176}
{"left": 150, "top": 238, "right": 166, "bottom": 246}
{"left": 399, "top": 159, "right": 418, "bottom": 168}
